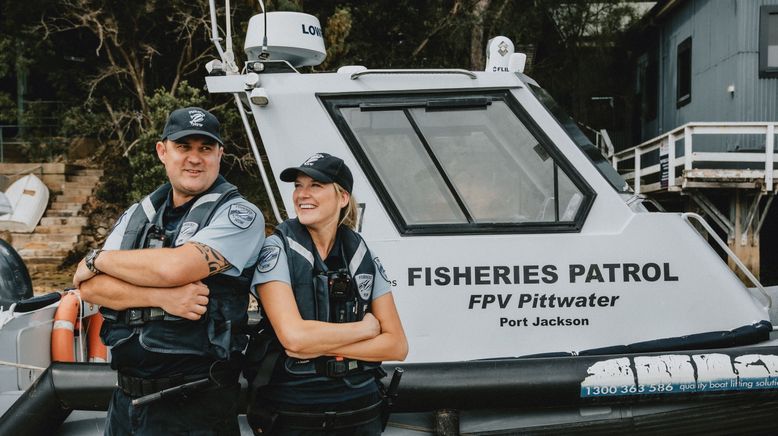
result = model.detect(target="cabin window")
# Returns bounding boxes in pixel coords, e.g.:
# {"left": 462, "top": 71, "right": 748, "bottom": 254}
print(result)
{"left": 524, "top": 81, "right": 630, "bottom": 193}
{"left": 760, "top": 5, "right": 778, "bottom": 78}
{"left": 323, "top": 91, "right": 594, "bottom": 235}
{"left": 676, "top": 37, "right": 692, "bottom": 107}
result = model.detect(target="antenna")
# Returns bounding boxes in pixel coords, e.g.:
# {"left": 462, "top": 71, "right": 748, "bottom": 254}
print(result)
{"left": 208, "top": 0, "right": 228, "bottom": 65}
{"left": 257, "top": 0, "right": 270, "bottom": 60}
{"left": 223, "top": 0, "right": 238, "bottom": 73}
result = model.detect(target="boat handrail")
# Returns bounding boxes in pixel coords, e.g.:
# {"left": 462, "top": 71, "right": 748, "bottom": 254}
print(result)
{"left": 234, "top": 94, "right": 283, "bottom": 224}
{"left": 681, "top": 212, "right": 772, "bottom": 310}
{"left": 350, "top": 69, "right": 477, "bottom": 80}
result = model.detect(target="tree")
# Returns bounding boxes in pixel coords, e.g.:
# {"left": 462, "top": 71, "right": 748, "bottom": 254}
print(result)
{"left": 40, "top": 0, "right": 219, "bottom": 152}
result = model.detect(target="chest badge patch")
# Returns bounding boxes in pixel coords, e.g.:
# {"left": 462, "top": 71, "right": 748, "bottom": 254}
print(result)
{"left": 355, "top": 274, "right": 373, "bottom": 300}
{"left": 257, "top": 245, "right": 281, "bottom": 273}
{"left": 228, "top": 203, "right": 256, "bottom": 229}
{"left": 175, "top": 222, "right": 199, "bottom": 246}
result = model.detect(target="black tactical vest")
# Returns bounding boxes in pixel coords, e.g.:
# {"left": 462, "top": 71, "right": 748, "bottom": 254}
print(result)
{"left": 269, "top": 219, "right": 381, "bottom": 379}
{"left": 100, "top": 176, "right": 253, "bottom": 359}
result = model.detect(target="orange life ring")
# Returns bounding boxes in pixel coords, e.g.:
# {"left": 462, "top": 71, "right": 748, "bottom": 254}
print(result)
{"left": 51, "top": 293, "right": 80, "bottom": 362}
{"left": 51, "top": 293, "right": 108, "bottom": 362}
{"left": 87, "top": 313, "right": 108, "bottom": 362}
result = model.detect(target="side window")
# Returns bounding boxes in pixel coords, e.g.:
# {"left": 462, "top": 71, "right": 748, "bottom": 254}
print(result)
{"left": 409, "top": 104, "right": 558, "bottom": 223}
{"left": 760, "top": 5, "right": 778, "bottom": 78}
{"left": 326, "top": 92, "right": 594, "bottom": 235}
{"left": 340, "top": 108, "right": 465, "bottom": 225}
{"left": 676, "top": 37, "right": 692, "bottom": 107}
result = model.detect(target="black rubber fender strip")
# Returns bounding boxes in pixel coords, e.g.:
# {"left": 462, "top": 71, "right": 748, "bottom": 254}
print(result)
{"left": 0, "top": 363, "right": 116, "bottom": 436}
{"left": 386, "top": 345, "right": 778, "bottom": 412}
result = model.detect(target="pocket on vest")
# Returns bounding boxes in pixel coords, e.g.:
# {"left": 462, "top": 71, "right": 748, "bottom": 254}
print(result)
{"left": 207, "top": 294, "right": 249, "bottom": 358}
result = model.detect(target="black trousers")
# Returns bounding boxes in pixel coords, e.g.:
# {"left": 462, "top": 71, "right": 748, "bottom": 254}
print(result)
{"left": 105, "top": 382, "right": 241, "bottom": 436}
{"left": 269, "top": 416, "right": 382, "bottom": 436}
{"left": 253, "top": 392, "right": 383, "bottom": 436}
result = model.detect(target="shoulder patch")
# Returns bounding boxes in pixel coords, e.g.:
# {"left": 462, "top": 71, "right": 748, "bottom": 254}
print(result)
{"left": 373, "top": 257, "right": 390, "bottom": 282}
{"left": 228, "top": 203, "right": 257, "bottom": 229}
{"left": 355, "top": 273, "right": 374, "bottom": 300}
{"left": 175, "top": 221, "right": 199, "bottom": 246}
{"left": 256, "top": 245, "right": 281, "bottom": 273}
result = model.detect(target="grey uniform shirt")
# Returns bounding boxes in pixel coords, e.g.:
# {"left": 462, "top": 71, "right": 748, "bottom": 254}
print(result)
{"left": 101, "top": 195, "right": 265, "bottom": 377}
{"left": 251, "top": 234, "right": 391, "bottom": 299}
{"left": 104, "top": 197, "right": 264, "bottom": 277}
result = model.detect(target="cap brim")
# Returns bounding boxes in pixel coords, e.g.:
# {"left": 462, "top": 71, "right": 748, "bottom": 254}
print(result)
{"left": 280, "top": 167, "right": 335, "bottom": 184}
{"left": 165, "top": 129, "right": 223, "bottom": 145}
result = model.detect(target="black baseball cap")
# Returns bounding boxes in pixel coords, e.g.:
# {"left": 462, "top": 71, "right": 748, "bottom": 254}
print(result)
{"left": 161, "top": 107, "right": 223, "bottom": 145}
{"left": 280, "top": 153, "right": 354, "bottom": 193}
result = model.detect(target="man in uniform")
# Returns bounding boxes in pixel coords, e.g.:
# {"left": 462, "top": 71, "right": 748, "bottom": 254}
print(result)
{"left": 74, "top": 107, "right": 264, "bottom": 435}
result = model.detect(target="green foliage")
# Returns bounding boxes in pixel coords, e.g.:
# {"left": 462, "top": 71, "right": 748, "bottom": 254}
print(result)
{"left": 59, "top": 99, "right": 112, "bottom": 141}
{"left": 1, "top": 0, "right": 641, "bottom": 211}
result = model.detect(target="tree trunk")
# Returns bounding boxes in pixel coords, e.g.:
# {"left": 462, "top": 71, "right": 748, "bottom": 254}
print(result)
{"left": 470, "top": 0, "right": 491, "bottom": 71}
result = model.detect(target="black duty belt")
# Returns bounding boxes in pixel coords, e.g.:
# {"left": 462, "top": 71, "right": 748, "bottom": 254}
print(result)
{"left": 315, "top": 356, "right": 362, "bottom": 378}
{"left": 117, "top": 307, "right": 168, "bottom": 326}
{"left": 118, "top": 372, "right": 208, "bottom": 398}
{"left": 274, "top": 400, "right": 383, "bottom": 430}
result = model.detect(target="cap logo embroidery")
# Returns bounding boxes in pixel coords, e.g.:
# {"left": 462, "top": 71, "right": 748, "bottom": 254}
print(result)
{"left": 302, "top": 153, "right": 325, "bottom": 167}
{"left": 189, "top": 110, "right": 205, "bottom": 127}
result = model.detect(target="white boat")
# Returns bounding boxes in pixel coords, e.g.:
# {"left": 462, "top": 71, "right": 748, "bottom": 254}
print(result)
{"left": 0, "top": 174, "right": 49, "bottom": 233}
{"left": 0, "top": 193, "right": 10, "bottom": 216}
{"left": 3, "top": 4, "right": 778, "bottom": 435}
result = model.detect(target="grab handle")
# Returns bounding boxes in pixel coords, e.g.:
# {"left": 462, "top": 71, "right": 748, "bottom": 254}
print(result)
{"left": 682, "top": 212, "right": 771, "bottom": 309}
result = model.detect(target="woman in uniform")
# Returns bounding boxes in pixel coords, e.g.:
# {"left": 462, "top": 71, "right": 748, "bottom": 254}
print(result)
{"left": 249, "top": 153, "right": 408, "bottom": 435}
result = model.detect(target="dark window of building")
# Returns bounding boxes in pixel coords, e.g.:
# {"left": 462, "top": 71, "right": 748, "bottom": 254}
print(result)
{"left": 760, "top": 5, "right": 778, "bottom": 78}
{"left": 637, "top": 52, "right": 659, "bottom": 121}
{"left": 676, "top": 37, "right": 692, "bottom": 107}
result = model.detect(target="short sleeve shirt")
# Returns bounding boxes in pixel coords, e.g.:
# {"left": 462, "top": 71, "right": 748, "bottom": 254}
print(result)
{"left": 101, "top": 193, "right": 265, "bottom": 377}
{"left": 103, "top": 198, "right": 264, "bottom": 276}
{"left": 251, "top": 234, "right": 391, "bottom": 300}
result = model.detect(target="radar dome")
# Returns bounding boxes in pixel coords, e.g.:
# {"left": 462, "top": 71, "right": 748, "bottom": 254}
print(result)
{"left": 245, "top": 12, "right": 326, "bottom": 68}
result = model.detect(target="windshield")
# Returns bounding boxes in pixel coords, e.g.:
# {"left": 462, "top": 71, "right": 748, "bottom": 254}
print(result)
{"left": 524, "top": 81, "right": 630, "bottom": 193}
{"left": 324, "top": 91, "right": 594, "bottom": 234}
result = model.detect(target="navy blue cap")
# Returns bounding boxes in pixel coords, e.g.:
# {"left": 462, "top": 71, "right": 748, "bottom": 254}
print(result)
{"left": 161, "top": 107, "right": 223, "bottom": 145}
{"left": 280, "top": 153, "right": 354, "bottom": 193}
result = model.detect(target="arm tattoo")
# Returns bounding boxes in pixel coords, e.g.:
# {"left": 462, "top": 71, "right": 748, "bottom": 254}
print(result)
{"left": 190, "top": 242, "right": 232, "bottom": 276}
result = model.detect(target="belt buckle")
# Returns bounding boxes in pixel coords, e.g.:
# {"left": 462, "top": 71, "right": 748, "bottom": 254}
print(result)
{"left": 146, "top": 307, "right": 165, "bottom": 321}
{"left": 127, "top": 308, "right": 143, "bottom": 326}
{"left": 325, "top": 359, "right": 349, "bottom": 377}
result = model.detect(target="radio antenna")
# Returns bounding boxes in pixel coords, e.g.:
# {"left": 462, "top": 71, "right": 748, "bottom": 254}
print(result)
{"left": 223, "top": 0, "right": 238, "bottom": 73}
{"left": 208, "top": 0, "right": 228, "bottom": 65}
{"left": 257, "top": 0, "right": 270, "bottom": 59}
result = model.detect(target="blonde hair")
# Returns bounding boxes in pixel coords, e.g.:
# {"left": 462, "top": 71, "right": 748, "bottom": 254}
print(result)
{"left": 334, "top": 183, "right": 358, "bottom": 230}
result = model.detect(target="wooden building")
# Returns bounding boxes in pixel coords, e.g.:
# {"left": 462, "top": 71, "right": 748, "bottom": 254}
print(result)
{"left": 615, "top": 0, "right": 778, "bottom": 284}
